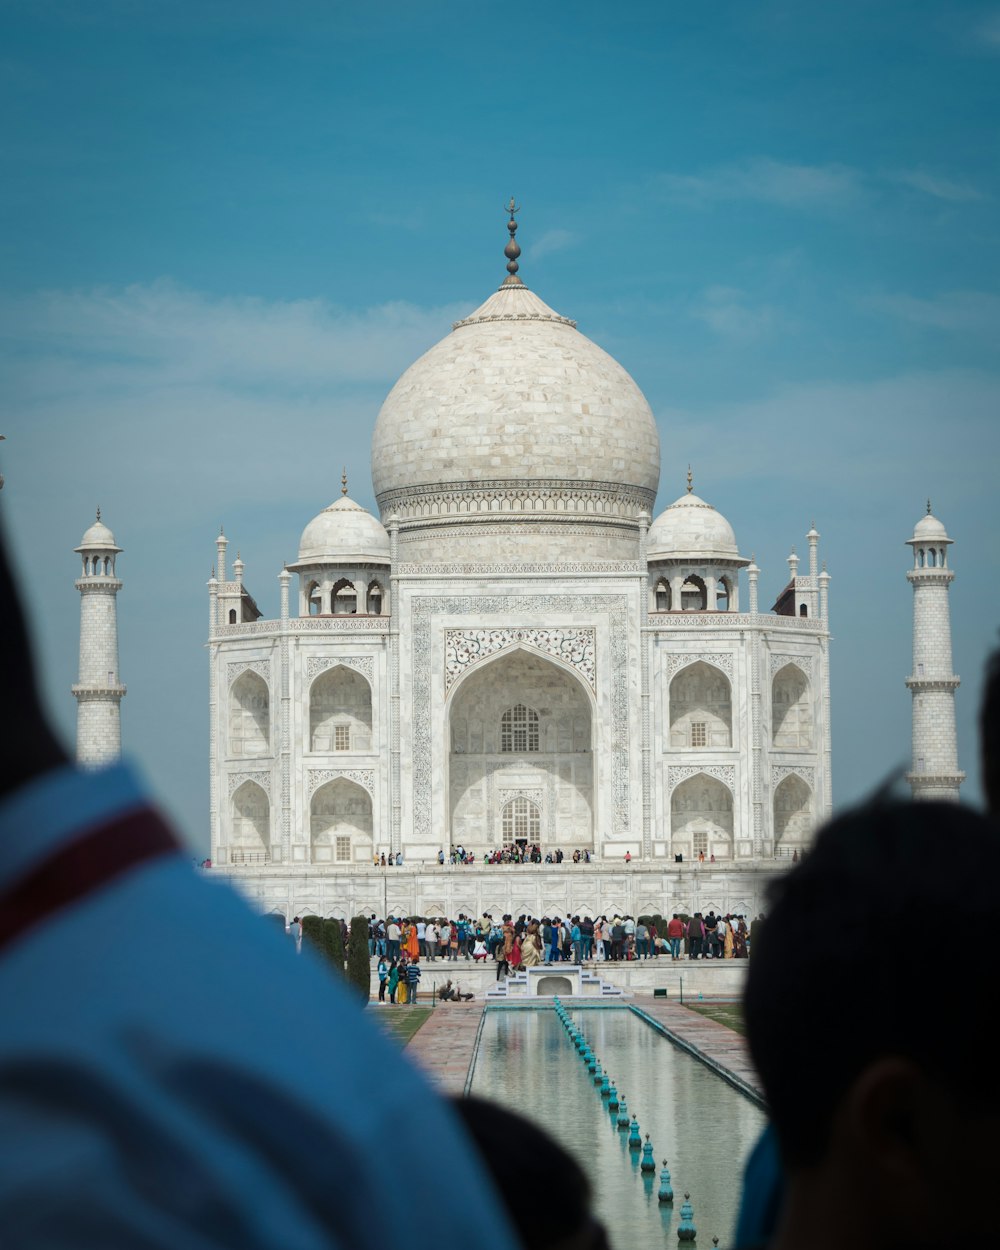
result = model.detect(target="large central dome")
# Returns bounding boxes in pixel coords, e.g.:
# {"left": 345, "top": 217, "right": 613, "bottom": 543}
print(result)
{"left": 370, "top": 222, "right": 660, "bottom": 563}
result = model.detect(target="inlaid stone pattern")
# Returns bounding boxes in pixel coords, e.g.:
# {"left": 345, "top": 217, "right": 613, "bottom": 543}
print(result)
{"left": 664, "top": 651, "right": 734, "bottom": 680}
{"left": 307, "top": 768, "right": 375, "bottom": 797}
{"left": 227, "top": 659, "right": 270, "bottom": 686}
{"left": 228, "top": 770, "right": 271, "bottom": 798}
{"left": 305, "top": 655, "right": 375, "bottom": 683}
{"left": 771, "top": 764, "right": 815, "bottom": 787}
{"left": 666, "top": 763, "right": 736, "bottom": 794}
{"left": 445, "top": 627, "right": 596, "bottom": 692}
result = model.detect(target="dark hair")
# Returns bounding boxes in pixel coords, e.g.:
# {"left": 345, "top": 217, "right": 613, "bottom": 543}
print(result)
{"left": 453, "top": 1095, "right": 607, "bottom": 1248}
{"left": 981, "top": 646, "right": 1000, "bottom": 816}
{"left": 744, "top": 798, "right": 1000, "bottom": 1167}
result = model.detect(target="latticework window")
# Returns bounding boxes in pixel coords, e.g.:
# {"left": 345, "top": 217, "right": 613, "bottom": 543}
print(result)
{"left": 501, "top": 797, "right": 541, "bottom": 841}
{"left": 334, "top": 725, "right": 350, "bottom": 751}
{"left": 692, "top": 829, "right": 708, "bottom": 856}
{"left": 500, "top": 704, "right": 539, "bottom": 753}
{"left": 691, "top": 721, "right": 707, "bottom": 748}
{"left": 335, "top": 835, "right": 352, "bottom": 863}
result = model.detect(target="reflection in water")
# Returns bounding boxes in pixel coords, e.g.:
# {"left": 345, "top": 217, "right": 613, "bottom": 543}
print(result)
{"left": 469, "top": 1007, "right": 764, "bottom": 1249}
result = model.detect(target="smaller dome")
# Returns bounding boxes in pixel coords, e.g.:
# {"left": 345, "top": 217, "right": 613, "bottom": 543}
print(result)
{"left": 647, "top": 493, "right": 741, "bottom": 562}
{"left": 76, "top": 511, "right": 120, "bottom": 552}
{"left": 911, "top": 510, "right": 951, "bottom": 544}
{"left": 296, "top": 495, "right": 389, "bottom": 565}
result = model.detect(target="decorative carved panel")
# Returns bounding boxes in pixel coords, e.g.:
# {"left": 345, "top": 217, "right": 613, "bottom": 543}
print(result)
{"left": 227, "top": 659, "right": 270, "bottom": 686}
{"left": 445, "top": 627, "right": 596, "bottom": 692}
{"left": 228, "top": 770, "right": 271, "bottom": 798}
{"left": 308, "top": 768, "right": 376, "bottom": 797}
{"left": 305, "top": 655, "right": 375, "bottom": 683}
{"left": 666, "top": 764, "right": 736, "bottom": 794}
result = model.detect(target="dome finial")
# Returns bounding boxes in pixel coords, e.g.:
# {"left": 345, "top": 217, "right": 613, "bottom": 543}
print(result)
{"left": 96, "top": 506, "right": 101, "bottom": 522}
{"left": 503, "top": 197, "right": 522, "bottom": 280}
{"left": 927, "top": 497, "right": 932, "bottom": 514}
{"left": 686, "top": 465, "right": 693, "bottom": 494}
{"left": 342, "top": 466, "right": 348, "bottom": 497}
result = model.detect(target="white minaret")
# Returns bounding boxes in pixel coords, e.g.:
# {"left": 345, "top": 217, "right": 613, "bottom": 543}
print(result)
{"left": 905, "top": 503, "right": 964, "bottom": 801}
{"left": 72, "top": 510, "right": 126, "bottom": 766}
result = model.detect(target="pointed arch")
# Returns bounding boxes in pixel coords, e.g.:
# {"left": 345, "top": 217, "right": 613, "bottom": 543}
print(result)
{"left": 448, "top": 647, "right": 593, "bottom": 852}
{"left": 669, "top": 661, "right": 732, "bottom": 748}
{"left": 331, "top": 577, "right": 357, "bottom": 615}
{"left": 681, "top": 574, "right": 708, "bottom": 611}
{"left": 310, "top": 778, "right": 373, "bottom": 864}
{"left": 366, "top": 579, "right": 384, "bottom": 615}
{"left": 771, "top": 663, "right": 813, "bottom": 748}
{"left": 229, "top": 671, "right": 270, "bottom": 757}
{"left": 309, "top": 665, "right": 373, "bottom": 752}
{"left": 774, "top": 773, "right": 813, "bottom": 847}
{"left": 654, "top": 577, "right": 671, "bottom": 612}
{"left": 670, "top": 772, "right": 734, "bottom": 859}
{"left": 230, "top": 780, "right": 269, "bottom": 863}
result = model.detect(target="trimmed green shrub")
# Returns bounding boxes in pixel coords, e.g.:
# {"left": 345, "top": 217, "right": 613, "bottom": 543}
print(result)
{"left": 322, "top": 918, "right": 345, "bottom": 970}
{"left": 301, "top": 915, "right": 326, "bottom": 960}
{"left": 346, "top": 915, "right": 372, "bottom": 1006}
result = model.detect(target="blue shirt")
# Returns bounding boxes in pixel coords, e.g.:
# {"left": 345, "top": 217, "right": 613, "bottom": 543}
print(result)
{"left": 0, "top": 762, "right": 518, "bottom": 1247}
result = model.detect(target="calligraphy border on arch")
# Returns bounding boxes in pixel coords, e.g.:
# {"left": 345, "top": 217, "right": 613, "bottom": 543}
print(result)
{"left": 413, "top": 594, "right": 630, "bottom": 838}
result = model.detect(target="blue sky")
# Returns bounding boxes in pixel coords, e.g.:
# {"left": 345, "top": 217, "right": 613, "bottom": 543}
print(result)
{"left": 2, "top": 1, "right": 998, "bottom": 849}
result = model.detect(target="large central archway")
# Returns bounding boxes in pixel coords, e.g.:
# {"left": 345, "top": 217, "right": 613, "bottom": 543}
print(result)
{"left": 447, "top": 648, "right": 594, "bottom": 852}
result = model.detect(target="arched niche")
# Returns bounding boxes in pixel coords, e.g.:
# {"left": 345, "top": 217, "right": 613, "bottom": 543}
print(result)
{"left": 230, "top": 780, "right": 269, "bottom": 862}
{"left": 655, "top": 578, "right": 671, "bottom": 611}
{"left": 309, "top": 665, "right": 373, "bottom": 752}
{"left": 716, "top": 575, "right": 733, "bottom": 610}
{"left": 681, "top": 575, "right": 707, "bottom": 611}
{"left": 670, "top": 773, "right": 734, "bottom": 859}
{"left": 448, "top": 648, "right": 593, "bottom": 851}
{"left": 310, "top": 778, "right": 373, "bottom": 864}
{"left": 331, "top": 577, "right": 357, "bottom": 615}
{"left": 366, "top": 580, "right": 384, "bottom": 615}
{"left": 229, "top": 671, "right": 270, "bottom": 757}
{"left": 669, "top": 661, "right": 732, "bottom": 748}
{"left": 774, "top": 774, "right": 812, "bottom": 847}
{"left": 771, "top": 663, "right": 813, "bottom": 749}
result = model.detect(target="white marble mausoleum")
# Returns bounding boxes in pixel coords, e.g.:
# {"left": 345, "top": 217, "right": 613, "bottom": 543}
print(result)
{"left": 194, "top": 210, "right": 853, "bottom": 921}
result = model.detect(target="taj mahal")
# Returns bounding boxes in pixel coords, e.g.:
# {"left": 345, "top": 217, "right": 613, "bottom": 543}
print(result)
{"left": 71, "top": 209, "right": 964, "bottom": 920}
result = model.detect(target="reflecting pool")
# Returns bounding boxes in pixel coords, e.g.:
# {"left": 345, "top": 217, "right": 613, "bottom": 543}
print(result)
{"left": 469, "top": 1006, "right": 765, "bottom": 1248}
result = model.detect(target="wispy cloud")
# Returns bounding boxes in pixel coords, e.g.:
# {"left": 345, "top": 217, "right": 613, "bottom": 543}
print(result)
{"left": 0, "top": 281, "right": 467, "bottom": 394}
{"left": 891, "top": 168, "right": 984, "bottom": 202}
{"left": 529, "top": 228, "right": 582, "bottom": 261}
{"left": 975, "top": 13, "right": 1000, "bottom": 49}
{"left": 865, "top": 289, "right": 1000, "bottom": 335}
{"left": 690, "top": 285, "right": 782, "bottom": 341}
{"left": 656, "top": 157, "right": 862, "bottom": 209}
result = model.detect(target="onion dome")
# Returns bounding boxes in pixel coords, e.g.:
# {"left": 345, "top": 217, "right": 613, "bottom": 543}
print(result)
{"left": 75, "top": 508, "right": 121, "bottom": 553}
{"left": 910, "top": 501, "right": 951, "bottom": 545}
{"left": 295, "top": 495, "right": 389, "bottom": 566}
{"left": 647, "top": 491, "right": 742, "bottom": 563}
{"left": 370, "top": 205, "right": 659, "bottom": 522}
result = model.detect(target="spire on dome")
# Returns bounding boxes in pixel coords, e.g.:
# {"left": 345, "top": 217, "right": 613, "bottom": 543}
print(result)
{"left": 96, "top": 506, "right": 101, "bottom": 522}
{"left": 502, "top": 197, "right": 524, "bottom": 287}
{"left": 927, "top": 498, "right": 932, "bottom": 514}
{"left": 341, "top": 466, "right": 349, "bottom": 496}
{"left": 686, "top": 465, "right": 693, "bottom": 494}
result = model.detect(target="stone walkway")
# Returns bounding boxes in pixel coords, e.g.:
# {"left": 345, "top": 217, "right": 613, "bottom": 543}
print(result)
{"left": 632, "top": 998, "right": 764, "bottom": 1101}
{"left": 400, "top": 996, "right": 764, "bottom": 1105}
{"left": 403, "top": 1000, "right": 484, "bottom": 1095}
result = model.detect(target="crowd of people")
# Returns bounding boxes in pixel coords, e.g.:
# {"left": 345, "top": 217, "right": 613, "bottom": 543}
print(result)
{"left": 363, "top": 909, "right": 752, "bottom": 992}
